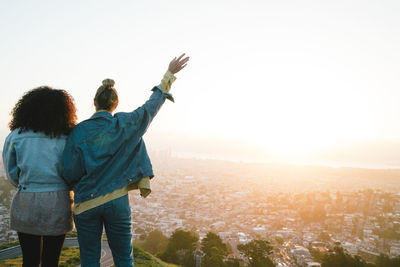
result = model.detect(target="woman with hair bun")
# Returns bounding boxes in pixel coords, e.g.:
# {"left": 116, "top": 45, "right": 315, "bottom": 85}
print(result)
{"left": 62, "top": 54, "right": 189, "bottom": 266}
{"left": 2, "top": 86, "right": 77, "bottom": 267}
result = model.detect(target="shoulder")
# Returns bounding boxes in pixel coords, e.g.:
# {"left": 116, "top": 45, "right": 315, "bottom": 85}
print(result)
{"left": 4, "top": 130, "right": 67, "bottom": 154}
{"left": 67, "top": 123, "right": 86, "bottom": 144}
{"left": 68, "top": 115, "right": 114, "bottom": 144}
{"left": 13, "top": 129, "right": 67, "bottom": 140}
{"left": 5, "top": 129, "right": 19, "bottom": 142}
{"left": 114, "top": 112, "right": 133, "bottom": 120}
{"left": 5, "top": 129, "right": 43, "bottom": 142}
{"left": 3, "top": 129, "right": 19, "bottom": 150}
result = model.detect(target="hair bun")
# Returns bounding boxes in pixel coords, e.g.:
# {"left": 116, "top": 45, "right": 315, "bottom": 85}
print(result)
{"left": 102, "top": 79, "right": 115, "bottom": 88}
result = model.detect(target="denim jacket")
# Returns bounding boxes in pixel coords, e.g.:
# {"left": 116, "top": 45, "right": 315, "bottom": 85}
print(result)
{"left": 2, "top": 129, "right": 69, "bottom": 192}
{"left": 62, "top": 86, "right": 172, "bottom": 203}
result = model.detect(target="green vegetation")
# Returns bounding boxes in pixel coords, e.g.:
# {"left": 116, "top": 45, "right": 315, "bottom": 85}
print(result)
{"left": 309, "top": 246, "right": 325, "bottom": 263}
{"left": 321, "top": 246, "right": 400, "bottom": 267}
{"left": 140, "top": 229, "right": 269, "bottom": 267}
{"left": 59, "top": 247, "right": 81, "bottom": 267}
{"left": 0, "top": 247, "right": 81, "bottom": 267}
{"left": 66, "top": 231, "right": 78, "bottom": 238}
{"left": 132, "top": 246, "right": 182, "bottom": 267}
{"left": 136, "top": 227, "right": 148, "bottom": 240}
{"left": 201, "top": 232, "right": 229, "bottom": 267}
{"left": 0, "top": 245, "right": 180, "bottom": 267}
{"left": 142, "top": 230, "right": 169, "bottom": 256}
{"left": 3, "top": 238, "right": 400, "bottom": 267}
{"left": 159, "top": 229, "right": 199, "bottom": 267}
{"left": 237, "top": 240, "right": 275, "bottom": 267}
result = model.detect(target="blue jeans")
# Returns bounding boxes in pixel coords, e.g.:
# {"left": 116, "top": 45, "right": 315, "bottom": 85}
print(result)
{"left": 73, "top": 195, "right": 133, "bottom": 267}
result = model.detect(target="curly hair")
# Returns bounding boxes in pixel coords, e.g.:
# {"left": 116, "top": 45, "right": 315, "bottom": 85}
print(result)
{"left": 9, "top": 86, "right": 77, "bottom": 137}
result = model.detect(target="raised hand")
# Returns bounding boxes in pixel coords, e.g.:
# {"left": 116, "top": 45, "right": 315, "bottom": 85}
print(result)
{"left": 168, "top": 53, "right": 190, "bottom": 74}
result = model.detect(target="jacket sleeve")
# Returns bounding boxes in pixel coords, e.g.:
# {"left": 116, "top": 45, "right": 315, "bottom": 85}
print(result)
{"left": 2, "top": 135, "right": 19, "bottom": 187}
{"left": 62, "top": 137, "right": 86, "bottom": 187}
{"left": 119, "top": 86, "right": 173, "bottom": 138}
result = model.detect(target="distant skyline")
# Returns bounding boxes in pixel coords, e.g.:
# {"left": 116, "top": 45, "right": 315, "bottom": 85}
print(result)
{"left": 1, "top": 0, "right": 400, "bottom": 168}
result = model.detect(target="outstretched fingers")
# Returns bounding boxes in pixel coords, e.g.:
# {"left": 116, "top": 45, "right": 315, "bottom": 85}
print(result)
{"left": 176, "top": 56, "right": 189, "bottom": 69}
{"left": 180, "top": 56, "right": 189, "bottom": 64}
{"left": 177, "top": 53, "right": 186, "bottom": 61}
{"left": 168, "top": 53, "right": 190, "bottom": 74}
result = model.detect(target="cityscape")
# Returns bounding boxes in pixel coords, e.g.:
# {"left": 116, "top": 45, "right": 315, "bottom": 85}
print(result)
{"left": 1, "top": 151, "right": 400, "bottom": 266}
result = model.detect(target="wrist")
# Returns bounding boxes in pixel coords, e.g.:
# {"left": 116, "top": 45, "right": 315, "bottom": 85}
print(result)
{"left": 165, "top": 70, "right": 175, "bottom": 78}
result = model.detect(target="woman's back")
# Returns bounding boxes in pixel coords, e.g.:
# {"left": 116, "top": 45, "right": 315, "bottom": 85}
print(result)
{"left": 4, "top": 129, "right": 68, "bottom": 192}
{"left": 2, "top": 86, "right": 77, "bottom": 266}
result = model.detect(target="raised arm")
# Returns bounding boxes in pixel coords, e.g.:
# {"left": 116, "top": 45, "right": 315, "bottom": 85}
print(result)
{"left": 117, "top": 54, "right": 190, "bottom": 138}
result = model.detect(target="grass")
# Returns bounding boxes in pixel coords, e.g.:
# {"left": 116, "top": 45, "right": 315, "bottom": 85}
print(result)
{"left": 132, "top": 246, "right": 181, "bottom": 267}
{"left": 133, "top": 239, "right": 146, "bottom": 249}
{"left": 0, "top": 246, "right": 181, "bottom": 267}
{"left": 65, "top": 231, "right": 78, "bottom": 238}
{"left": 0, "top": 231, "right": 77, "bottom": 250}
{"left": 0, "top": 247, "right": 80, "bottom": 267}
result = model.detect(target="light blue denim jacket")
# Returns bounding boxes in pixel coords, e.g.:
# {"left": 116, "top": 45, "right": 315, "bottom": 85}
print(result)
{"left": 2, "top": 130, "right": 69, "bottom": 192}
{"left": 62, "top": 86, "right": 173, "bottom": 204}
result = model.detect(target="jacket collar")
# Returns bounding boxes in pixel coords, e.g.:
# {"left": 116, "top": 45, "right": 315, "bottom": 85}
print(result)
{"left": 90, "top": 111, "right": 113, "bottom": 119}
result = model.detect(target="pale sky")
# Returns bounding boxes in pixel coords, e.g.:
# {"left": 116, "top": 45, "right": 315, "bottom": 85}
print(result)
{"left": 1, "top": 0, "right": 400, "bottom": 168}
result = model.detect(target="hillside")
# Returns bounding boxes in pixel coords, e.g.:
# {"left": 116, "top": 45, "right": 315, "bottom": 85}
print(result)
{"left": 0, "top": 245, "right": 181, "bottom": 267}
{"left": 132, "top": 246, "right": 181, "bottom": 267}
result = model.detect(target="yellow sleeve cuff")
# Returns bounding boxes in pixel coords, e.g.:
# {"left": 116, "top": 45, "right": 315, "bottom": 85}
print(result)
{"left": 160, "top": 70, "right": 177, "bottom": 94}
{"left": 127, "top": 177, "right": 151, "bottom": 198}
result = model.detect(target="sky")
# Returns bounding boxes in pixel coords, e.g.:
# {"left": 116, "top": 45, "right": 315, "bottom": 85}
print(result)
{"left": 1, "top": 0, "right": 400, "bottom": 168}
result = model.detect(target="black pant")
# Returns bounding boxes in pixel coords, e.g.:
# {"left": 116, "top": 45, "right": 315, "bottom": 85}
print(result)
{"left": 17, "top": 232, "right": 66, "bottom": 267}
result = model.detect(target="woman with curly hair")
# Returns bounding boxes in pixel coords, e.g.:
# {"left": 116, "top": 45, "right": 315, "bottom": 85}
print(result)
{"left": 2, "top": 86, "right": 77, "bottom": 267}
